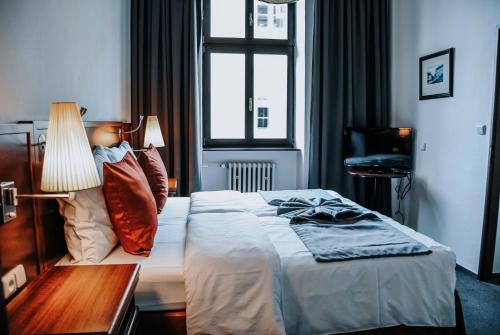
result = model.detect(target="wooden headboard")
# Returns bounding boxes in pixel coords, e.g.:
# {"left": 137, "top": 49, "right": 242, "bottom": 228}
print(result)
{"left": 0, "top": 121, "right": 131, "bottom": 284}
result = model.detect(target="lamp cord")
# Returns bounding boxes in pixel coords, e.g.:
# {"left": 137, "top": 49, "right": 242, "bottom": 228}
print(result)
{"left": 394, "top": 172, "right": 412, "bottom": 225}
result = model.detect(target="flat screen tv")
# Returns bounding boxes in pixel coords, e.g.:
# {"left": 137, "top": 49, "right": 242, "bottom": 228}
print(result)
{"left": 344, "top": 128, "right": 413, "bottom": 172}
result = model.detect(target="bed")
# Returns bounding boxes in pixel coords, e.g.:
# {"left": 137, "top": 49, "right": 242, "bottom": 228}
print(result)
{"left": 56, "top": 189, "right": 462, "bottom": 335}
{"left": 21, "top": 120, "right": 458, "bottom": 335}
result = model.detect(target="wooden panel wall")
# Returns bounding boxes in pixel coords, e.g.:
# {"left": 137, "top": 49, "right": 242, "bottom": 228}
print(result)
{"left": 0, "top": 124, "right": 38, "bottom": 282}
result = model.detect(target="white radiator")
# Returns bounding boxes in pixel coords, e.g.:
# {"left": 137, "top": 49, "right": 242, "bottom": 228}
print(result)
{"left": 221, "top": 162, "right": 276, "bottom": 192}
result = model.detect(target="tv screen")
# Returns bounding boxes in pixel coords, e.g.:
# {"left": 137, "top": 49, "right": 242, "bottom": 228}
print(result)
{"left": 344, "top": 128, "right": 413, "bottom": 172}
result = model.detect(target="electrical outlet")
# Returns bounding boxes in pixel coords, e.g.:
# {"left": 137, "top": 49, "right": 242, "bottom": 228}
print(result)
{"left": 13, "top": 264, "right": 26, "bottom": 288}
{"left": 1, "top": 264, "right": 26, "bottom": 299}
{"left": 2, "top": 268, "right": 17, "bottom": 299}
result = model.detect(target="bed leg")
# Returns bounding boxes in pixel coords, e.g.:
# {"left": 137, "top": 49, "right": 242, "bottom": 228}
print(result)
{"left": 453, "top": 290, "right": 467, "bottom": 335}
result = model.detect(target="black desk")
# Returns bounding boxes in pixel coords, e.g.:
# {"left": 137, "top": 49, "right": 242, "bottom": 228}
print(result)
{"left": 347, "top": 169, "right": 412, "bottom": 223}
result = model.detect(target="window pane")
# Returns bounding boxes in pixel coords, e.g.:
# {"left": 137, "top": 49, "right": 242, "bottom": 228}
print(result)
{"left": 210, "top": 53, "right": 246, "bottom": 139}
{"left": 254, "top": 54, "right": 287, "bottom": 139}
{"left": 211, "top": 0, "right": 246, "bottom": 38}
{"left": 253, "top": 1, "right": 288, "bottom": 40}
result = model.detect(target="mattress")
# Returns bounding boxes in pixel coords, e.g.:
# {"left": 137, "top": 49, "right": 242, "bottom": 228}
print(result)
{"left": 57, "top": 197, "right": 190, "bottom": 311}
{"left": 241, "top": 191, "right": 457, "bottom": 334}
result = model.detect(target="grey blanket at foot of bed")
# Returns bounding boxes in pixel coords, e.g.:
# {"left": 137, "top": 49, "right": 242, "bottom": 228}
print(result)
{"left": 259, "top": 190, "right": 432, "bottom": 262}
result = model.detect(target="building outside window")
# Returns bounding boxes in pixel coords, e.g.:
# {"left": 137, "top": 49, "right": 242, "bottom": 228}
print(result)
{"left": 257, "top": 106, "right": 269, "bottom": 128}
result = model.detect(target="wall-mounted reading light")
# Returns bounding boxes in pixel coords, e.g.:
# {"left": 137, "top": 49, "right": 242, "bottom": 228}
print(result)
{"left": 143, "top": 116, "right": 165, "bottom": 148}
{"left": 0, "top": 102, "right": 101, "bottom": 224}
{"left": 126, "top": 115, "right": 165, "bottom": 153}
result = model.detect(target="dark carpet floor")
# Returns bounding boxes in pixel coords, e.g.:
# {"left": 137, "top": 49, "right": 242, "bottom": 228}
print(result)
{"left": 455, "top": 267, "right": 500, "bottom": 335}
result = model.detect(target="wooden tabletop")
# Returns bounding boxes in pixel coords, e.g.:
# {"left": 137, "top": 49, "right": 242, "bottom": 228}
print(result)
{"left": 7, "top": 264, "right": 140, "bottom": 335}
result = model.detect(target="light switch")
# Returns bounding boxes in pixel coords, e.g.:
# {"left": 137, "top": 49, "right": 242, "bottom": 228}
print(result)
{"left": 476, "top": 125, "right": 487, "bottom": 135}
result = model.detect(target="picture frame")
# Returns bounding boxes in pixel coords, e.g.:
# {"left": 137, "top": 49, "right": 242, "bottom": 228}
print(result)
{"left": 419, "top": 48, "right": 454, "bottom": 100}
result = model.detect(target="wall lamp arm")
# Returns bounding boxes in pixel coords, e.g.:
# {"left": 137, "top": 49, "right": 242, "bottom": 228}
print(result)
{"left": 123, "top": 115, "right": 145, "bottom": 134}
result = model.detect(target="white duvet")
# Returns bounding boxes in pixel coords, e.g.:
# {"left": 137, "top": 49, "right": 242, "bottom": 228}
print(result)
{"left": 184, "top": 191, "right": 456, "bottom": 335}
{"left": 184, "top": 210, "right": 285, "bottom": 334}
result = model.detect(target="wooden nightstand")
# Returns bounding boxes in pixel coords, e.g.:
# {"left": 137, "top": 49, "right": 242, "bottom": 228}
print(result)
{"left": 7, "top": 264, "right": 140, "bottom": 335}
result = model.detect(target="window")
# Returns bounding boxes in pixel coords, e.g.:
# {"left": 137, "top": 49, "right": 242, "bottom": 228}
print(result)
{"left": 203, "top": 0, "right": 295, "bottom": 148}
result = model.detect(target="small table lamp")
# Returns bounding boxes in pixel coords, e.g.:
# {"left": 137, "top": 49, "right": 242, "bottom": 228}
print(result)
{"left": 0, "top": 102, "right": 100, "bottom": 223}
{"left": 143, "top": 116, "right": 165, "bottom": 148}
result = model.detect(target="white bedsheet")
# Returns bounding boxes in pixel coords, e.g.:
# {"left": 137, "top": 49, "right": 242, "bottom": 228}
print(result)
{"left": 186, "top": 191, "right": 456, "bottom": 335}
{"left": 57, "top": 197, "right": 190, "bottom": 311}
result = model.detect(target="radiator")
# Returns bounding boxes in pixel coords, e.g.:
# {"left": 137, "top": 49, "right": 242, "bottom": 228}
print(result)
{"left": 221, "top": 162, "right": 276, "bottom": 192}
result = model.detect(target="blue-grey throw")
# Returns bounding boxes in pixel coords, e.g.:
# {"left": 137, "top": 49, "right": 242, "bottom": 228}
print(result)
{"left": 259, "top": 190, "right": 432, "bottom": 262}
{"left": 258, "top": 189, "right": 333, "bottom": 204}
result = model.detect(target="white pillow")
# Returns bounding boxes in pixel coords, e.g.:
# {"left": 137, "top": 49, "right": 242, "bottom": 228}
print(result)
{"left": 104, "top": 141, "right": 136, "bottom": 163}
{"left": 58, "top": 187, "right": 117, "bottom": 263}
{"left": 94, "top": 141, "right": 135, "bottom": 181}
{"left": 93, "top": 146, "right": 109, "bottom": 182}
{"left": 59, "top": 141, "right": 134, "bottom": 263}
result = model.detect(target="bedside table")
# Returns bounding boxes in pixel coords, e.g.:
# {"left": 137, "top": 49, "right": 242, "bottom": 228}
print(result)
{"left": 7, "top": 264, "right": 140, "bottom": 335}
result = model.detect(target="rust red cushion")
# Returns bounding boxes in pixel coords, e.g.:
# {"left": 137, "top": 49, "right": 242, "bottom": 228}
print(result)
{"left": 138, "top": 144, "right": 169, "bottom": 213}
{"left": 103, "top": 152, "right": 157, "bottom": 256}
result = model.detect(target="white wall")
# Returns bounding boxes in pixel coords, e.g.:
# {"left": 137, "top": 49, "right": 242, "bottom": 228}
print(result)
{"left": 392, "top": 0, "right": 500, "bottom": 273}
{"left": 202, "top": 150, "right": 302, "bottom": 191}
{"left": 0, "top": 0, "right": 130, "bottom": 122}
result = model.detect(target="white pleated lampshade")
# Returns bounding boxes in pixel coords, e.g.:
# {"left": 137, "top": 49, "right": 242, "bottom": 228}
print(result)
{"left": 143, "top": 116, "right": 165, "bottom": 148}
{"left": 41, "top": 102, "right": 101, "bottom": 192}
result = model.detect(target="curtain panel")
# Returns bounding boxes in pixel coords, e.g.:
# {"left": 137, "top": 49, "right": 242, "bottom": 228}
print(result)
{"left": 131, "top": 0, "right": 202, "bottom": 196}
{"left": 308, "top": 0, "right": 392, "bottom": 214}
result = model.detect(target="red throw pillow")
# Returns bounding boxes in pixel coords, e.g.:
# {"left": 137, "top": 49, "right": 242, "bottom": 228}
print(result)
{"left": 103, "top": 152, "right": 158, "bottom": 256}
{"left": 137, "top": 144, "right": 169, "bottom": 213}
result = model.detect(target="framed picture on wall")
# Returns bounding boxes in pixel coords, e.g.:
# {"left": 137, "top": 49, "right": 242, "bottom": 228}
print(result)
{"left": 419, "top": 48, "right": 454, "bottom": 100}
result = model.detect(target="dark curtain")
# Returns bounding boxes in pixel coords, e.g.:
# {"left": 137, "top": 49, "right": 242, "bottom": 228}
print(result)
{"left": 308, "top": 0, "right": 391, "bottom": 214}
{"left": 131, "top": 0, "right": 202, "bottom": 196}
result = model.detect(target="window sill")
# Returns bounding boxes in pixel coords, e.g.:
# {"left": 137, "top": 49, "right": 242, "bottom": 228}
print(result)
{"left": 203, "top": 147, "right": 300, "bottom": 152}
